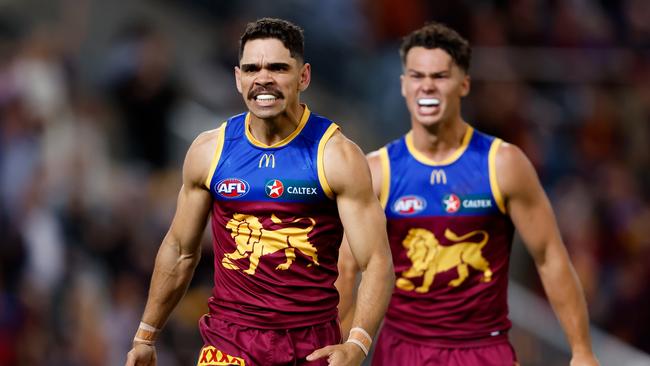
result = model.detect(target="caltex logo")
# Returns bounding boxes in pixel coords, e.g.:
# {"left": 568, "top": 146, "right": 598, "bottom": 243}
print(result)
{"left": 442, "top": 194, "right": 461, "bottom": 213}
{"left": 265, "top": 179, "right": 284, "bottom": 198}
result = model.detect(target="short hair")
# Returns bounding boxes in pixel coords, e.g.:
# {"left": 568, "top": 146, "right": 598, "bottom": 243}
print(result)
{"left": 399, "top": 22, "right": 471, "bottom": 73}
{"left": 239, "top": 18, "right": 305, "bottom": 63}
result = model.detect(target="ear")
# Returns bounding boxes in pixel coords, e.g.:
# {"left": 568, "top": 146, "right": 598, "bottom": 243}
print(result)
{"left": 235, "top": 66, "right": 242, "bottom": 94}
{"left": 298, "top": 63, "right": 311, "bottom": 91}
{"left": 460, "top": 74, "right": 470, "bottom": 97}
{"left": 400, "top": 74, "right": 406, "bottom": 98}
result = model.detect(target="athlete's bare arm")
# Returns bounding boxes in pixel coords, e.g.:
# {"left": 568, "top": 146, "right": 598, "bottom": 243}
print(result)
{"left": 125, "top": 129, "right": 218, "bottom": 366}
{"left": 496, "top": 143, "right": 599, "bottom": 366}
{"left": 335, "top": 150, "right": 383, "bottom": 336}
{"left": 308, "top": 135, "right": 394, "bottom": 366}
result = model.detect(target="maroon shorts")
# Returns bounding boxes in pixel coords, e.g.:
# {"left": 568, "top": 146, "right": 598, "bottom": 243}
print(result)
{"left": 371, "top": 326, "right": 518, "bottom": 366}
{"left": 196, "top": 315, "right": 341, "bottom": 366}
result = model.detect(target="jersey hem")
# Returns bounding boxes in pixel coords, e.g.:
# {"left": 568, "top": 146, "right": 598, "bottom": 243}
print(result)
{"left": 206, "top": 308, "right": 339, "bottom": 330}
{"left": 382, "top": 320, "right": 511, "bottom": 348}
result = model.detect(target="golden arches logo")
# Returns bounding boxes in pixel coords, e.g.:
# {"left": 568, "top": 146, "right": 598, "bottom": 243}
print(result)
{"left": 258, "top": 153, "right": 275, "bottom": 168}
{"left": 430, "top": 169, "right": 447, "bottom": 185}
{"left": 222, "top": 213, "right": 319, "bottom": 275}
{"left": 396, "top": 228, "right": 492, "bottom": 293}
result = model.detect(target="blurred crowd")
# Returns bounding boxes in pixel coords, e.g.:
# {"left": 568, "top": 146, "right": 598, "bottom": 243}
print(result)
{"left": 0, "top": 0, "right": 648, "bottom": 365}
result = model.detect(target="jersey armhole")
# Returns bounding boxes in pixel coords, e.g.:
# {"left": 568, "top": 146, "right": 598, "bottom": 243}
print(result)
{"left": 488, "top": 138, "right": 507, "bottom": 214}
{"left": 317, "top": 123, "right": 340, "bottom": 200}
{"left": 378, "top": 147, "right": 391, "bottom": 209}
{"left": 203, "top": 121, "right": 227, "bottom": 190}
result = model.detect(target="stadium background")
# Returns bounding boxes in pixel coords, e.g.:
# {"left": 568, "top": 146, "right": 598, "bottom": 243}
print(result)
{"left": 1, "top": 0, "right": 649, "bottom": 364}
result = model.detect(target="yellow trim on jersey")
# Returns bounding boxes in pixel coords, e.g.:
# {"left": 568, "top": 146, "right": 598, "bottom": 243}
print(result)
{"left": 405, "top": 126, "right": 474, "bottom": 166}
{"left": 317, "top": 123, "right": 340, "bottom": 200}
{"left": 204, "top": 122, "right": 227, "bottom": 190}
{"left": 378, "top": 147, "right": 391, "bottom": 209}
{"left": 245, "top": 105, "right": 311, "bottom": 148}
{"left": 488, "top": 138, "right": 507, "bottom": 214}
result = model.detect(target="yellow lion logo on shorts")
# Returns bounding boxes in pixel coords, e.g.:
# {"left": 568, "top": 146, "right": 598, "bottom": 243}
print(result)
{"left": 396, "top": 228, "right": 492, "bottom": 293}
{"left": 222, "top": 213, "right": 318, "bottom": 275}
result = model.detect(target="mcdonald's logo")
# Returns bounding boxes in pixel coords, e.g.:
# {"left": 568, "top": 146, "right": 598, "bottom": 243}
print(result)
{"left": 430, "top": 169, "right": 447, "bottom": 185}
{"left": 258, "top": 154, "right": 276, "bottom": 168}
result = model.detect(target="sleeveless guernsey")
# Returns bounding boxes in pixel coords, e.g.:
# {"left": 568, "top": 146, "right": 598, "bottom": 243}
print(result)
{"left": 380, "top": 127, "right": 514, "bottom": 343}
{"left": 202, "top": 106, "right": 344, "bottom": 329}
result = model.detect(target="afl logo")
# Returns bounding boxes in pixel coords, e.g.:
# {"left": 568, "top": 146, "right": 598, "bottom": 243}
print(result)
{"left": 392, "top": 195, "right": 427, "bottom": 215}
{"left": 215, "top": 178, "right": 250, "bottom": 198}
{"left": 442, "top": 194, "right": 461, "bottom": 213}
{"left": 265, "top": 179, "right": 284, "bottom": 198}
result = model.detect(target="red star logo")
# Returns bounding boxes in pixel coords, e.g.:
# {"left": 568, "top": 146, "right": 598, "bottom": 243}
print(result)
{"left": 443, "top": 194, "right": 461, "bottom": 213}
{"left": 265, "top": 179, "right": 284, "bottom": 198}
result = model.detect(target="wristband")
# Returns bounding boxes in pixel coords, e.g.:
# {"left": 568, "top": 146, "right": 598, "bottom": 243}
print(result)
{"left": 133, "top": 321, "right": 160, "bottom": 345}
{"left": 133, "top": 336, "right": 155, "bottom": 346}
{"left": 350, "top": 327, "right": 372, "bottom": 343}
{"left": 345, "top": 338, "right": 369, "bottom": 356}
{"left": 345, "top": 327, "right": 372, "bottom": 356}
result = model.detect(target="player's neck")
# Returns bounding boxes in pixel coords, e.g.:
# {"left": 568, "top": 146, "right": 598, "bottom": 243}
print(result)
{"left": 248, "top": 104, "right": 305, "bottom": 146}
{"left": 410, "top": 118, "right": 468, "bottom": 161}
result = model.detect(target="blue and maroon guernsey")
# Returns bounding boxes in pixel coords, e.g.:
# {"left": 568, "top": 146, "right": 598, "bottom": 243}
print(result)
{"left": 379, "top": 126, "right": 515, "bottom": 345}
{"left": 202, "top": 106, "right": 344, "bottom": 329}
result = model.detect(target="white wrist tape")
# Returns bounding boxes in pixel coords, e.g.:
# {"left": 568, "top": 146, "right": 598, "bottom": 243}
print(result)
{"left": 345, "top": 338, "right": 369, "bottom": 356}
{"left": 133, "top": 336, "right": 155, "bottom": 346}
{"left": 139, "top": 321, "right": 160, "bottom": 333}
{"left": 134, "top": 321, "right": 160, "bottom": 344}
{"left": 346, "top": 326, "right": 372, "bottom": 357}
{"left": 350, "top": 327, "right": 372, "bottom": 343}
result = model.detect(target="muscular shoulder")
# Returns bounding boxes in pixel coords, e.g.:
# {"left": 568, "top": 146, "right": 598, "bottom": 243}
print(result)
{"left": 495, "top": 141, "right": 540, "bottom": 202}
{"left": 184, "top": 126, "right": 224, "bottom": 188}
{"left": 323, "top": 131, "right": 372, "bottom": 196}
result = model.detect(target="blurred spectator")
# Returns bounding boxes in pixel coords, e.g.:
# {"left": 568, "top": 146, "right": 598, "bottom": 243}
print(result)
{"left": 105, "top": 20, "right": 179, "bottom": 172}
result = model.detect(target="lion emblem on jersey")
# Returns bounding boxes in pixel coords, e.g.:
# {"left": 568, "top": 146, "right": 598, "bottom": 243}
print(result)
{"left": 222, "top": 213, "right": 318, "bottom": 275}
{"left": 396, "top": 228, "right": 492, "bottom": 293}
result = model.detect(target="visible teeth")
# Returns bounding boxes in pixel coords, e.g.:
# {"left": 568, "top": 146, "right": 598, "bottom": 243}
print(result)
{"left": 418, "top": 98, "right": 440, "bottom": 106}
{"left": 256, "top": 94, "right": 276, "bottom": 101}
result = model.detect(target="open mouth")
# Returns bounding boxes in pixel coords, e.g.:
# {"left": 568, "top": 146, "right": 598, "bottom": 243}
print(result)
{"left": 248, "top": 86, "right": 284, "bottom": 104}
{"left": 417, "top": 98, "right": 440, "bottom": 107}
{"left": 254, "top": 94, "right": 278, "bottom": 102}
{"left": 416, "top": 98, "right": 441, "bottom": 116}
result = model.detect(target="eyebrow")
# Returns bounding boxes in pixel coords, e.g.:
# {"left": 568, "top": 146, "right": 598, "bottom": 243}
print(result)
{"left": 406, "top": 68, "right": 451, "bottom": 76}
{"left": 240, "top": 62, "right": 291, "bottom": 72}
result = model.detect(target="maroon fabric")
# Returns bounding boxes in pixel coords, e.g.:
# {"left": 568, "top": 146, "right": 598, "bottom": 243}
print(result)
{"left": 384, "top": 215, "right": 515, "bottom": 341}
{"left": 197, "top": 315, "right": 341, "bottom": 366}
{"left": 372, "top": 324, "right": 517, "bottom": 366}
{"left": 209, "top": 200, "right": 343, "bottom": 329}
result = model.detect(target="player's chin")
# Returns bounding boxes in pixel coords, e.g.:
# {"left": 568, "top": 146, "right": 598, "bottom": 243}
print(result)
{"left": 254, "top": 111, "right": 283, "bottom": 120}
{"left": 249, "top": 105, "right": 283, "bottom": 119}
{"left": 415, "top": 114, "right": 442, "bottom": 126}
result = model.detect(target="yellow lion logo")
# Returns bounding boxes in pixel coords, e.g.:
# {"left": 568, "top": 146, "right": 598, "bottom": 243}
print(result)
{"left": 221, "top": 213, "right": 318, "bottom": 275}
{"left": 395, "top": 228, "right": 492, "bottom": 293}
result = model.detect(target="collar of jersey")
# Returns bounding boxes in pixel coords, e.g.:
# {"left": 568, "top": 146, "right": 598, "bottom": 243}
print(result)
{"left": 405, "top": 126, "right": 474, "bottom": 166}
{"left": 244, "top": 105, "right": 311, "bottom": 149}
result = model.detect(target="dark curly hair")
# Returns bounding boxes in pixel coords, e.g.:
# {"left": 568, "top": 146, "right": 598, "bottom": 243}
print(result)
{"left": 239, "top": 18, "right": 305, "bottom": 63}
{"left": 399, "top": 22, "right": 471, "bottom": 73}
